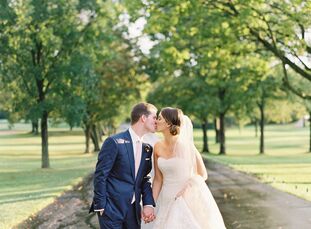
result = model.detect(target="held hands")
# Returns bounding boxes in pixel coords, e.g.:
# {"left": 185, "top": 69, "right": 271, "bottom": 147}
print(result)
{"left": 142, "top": 206, "right": 156, "bottom": 224}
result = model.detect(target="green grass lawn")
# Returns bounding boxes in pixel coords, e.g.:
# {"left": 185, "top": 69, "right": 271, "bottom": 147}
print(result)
{"left": 193, "top": 124, "right": 311, "bottom": 202}
{"left": 0, "top": 121, "right": 98, "bottom": 229}
{"left": 0, "top": 120, "right": 310, "bottom": 228}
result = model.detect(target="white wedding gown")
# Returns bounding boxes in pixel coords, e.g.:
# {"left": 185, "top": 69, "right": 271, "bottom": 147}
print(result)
{"left": 151, "top": 157, "right": 226, "bottom": 229}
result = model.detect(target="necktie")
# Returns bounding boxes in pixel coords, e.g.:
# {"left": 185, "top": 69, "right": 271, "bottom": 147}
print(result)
{"left": 132, "top": 139, "right": 142, "bottom": 204}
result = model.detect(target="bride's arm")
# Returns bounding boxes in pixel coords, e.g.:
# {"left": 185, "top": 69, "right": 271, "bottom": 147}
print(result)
{"left": 152, "top": 143, "right": 163, "bottom": 202}
{"left": 195, "top": 149, "right": 208, "bottom": 180}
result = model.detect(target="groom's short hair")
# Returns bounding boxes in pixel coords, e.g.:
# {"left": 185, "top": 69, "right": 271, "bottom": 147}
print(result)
{"left": 131, "top": 102, "right": 157, "bottom": 125}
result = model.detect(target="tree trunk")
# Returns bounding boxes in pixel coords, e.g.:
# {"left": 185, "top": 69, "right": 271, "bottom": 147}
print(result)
{"left": 219, "top": 112, "right": 226, "bottom": 155}
{"left": 32, "top": 40, "right": 50, "bottom": 168}
{"left": 98, "top": 124, "right": 105, "bottom": 141}
{"left": 254, "top": 119, "right": 258, "bottom": 138}
{"left": 36, "top": 75, "right": 49, "bottom": 168}
{"left": 258, "top": 102, "right": 265, "bottom": 154}
{"left": 32, "top": 119, "right": 39, "bottom": 135}
{"left": 202, "top": 118, "right": 209, "bottom": 153}
{"left": 84, "top": 124, "right": 91, "bottom": 154}
{"left": 91, "top": 124, "right": 100, "bottom": 152}
{"left": 214, "top": 118, "right": 220, "bottom": 143}
{"left": 41, "top": 111, "right": 49, "bottom": 168}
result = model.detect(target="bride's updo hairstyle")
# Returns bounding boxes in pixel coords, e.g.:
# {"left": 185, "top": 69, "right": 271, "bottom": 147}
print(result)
{"left": 161, "top": 107, "right": 183, "bottom": 136}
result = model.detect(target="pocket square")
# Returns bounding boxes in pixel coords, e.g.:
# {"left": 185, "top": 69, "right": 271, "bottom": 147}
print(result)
{"left": 145, "top": 158, "right": 151, "bottom": 160}
{"left": 116, "top": 138, "right": 130, "bottom": 144}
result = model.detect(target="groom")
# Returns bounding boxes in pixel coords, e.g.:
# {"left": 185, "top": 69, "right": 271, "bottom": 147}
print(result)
{"left": 89, "top": 102, "right": 157, "bottom": 229}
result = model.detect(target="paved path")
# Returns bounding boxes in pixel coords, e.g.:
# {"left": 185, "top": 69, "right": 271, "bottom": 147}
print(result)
{"left": 17, "top": 160, "right": 311, "bottom": 229}
{"left": 206, "top": 160, "right": 311, "bottom": 229}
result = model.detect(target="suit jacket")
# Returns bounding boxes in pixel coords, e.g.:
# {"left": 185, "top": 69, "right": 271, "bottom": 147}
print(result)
{"left": 89, "top": 130, "right": 155, "bottom": 223}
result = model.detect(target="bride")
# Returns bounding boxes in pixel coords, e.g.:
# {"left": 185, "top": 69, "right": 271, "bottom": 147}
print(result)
{"left": 147, "top": 107, "right": 226, "bottom": 229}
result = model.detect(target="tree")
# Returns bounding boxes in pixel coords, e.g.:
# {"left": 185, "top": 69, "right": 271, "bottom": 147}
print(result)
{"left": 207, "top": 0, "right": 311, "bottom": 99}
{"left": 249, "top": 75, "right": 283, "bottom": 154}
{"left": 47, "top": 2, "right": 145, "bottom": 154}
{"left": 0, "top": 0, "right": 103, "bottom": 168}
{"left": 126, "top": 0, "right": 273, "bottom": 154}
{"left": 281, "top": 66, "right": 311, "bottom": 152}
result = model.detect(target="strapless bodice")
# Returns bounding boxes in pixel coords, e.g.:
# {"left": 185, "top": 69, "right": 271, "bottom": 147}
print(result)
{"left": 157, "top": 157, "right": 191, "bottom": 186}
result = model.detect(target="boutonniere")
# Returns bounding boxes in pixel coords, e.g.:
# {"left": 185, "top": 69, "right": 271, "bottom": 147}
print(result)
{"left": 144, "top": 144, "right": 151, "bottom": 153}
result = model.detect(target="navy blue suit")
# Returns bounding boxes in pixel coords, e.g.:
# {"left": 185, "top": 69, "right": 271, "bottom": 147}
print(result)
{"left": 89, "top": 130, "right": 155, "bottom": 229}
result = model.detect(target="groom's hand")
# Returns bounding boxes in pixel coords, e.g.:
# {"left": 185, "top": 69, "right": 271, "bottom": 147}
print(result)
{"left": 142, "top": 206, "right": 155, "bottom": 223}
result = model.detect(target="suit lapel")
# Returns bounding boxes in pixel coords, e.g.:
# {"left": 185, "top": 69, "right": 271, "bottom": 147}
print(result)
{"left": 124, "top": 130, "right": 135, "bottom": 179}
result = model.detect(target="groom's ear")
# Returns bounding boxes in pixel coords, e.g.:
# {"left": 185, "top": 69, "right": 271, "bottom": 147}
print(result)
{"left": 141, "top": 114, "right": 147, "bottom": 123}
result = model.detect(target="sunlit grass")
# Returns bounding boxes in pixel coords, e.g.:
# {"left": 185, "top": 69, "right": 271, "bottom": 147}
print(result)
{"left": 0, "top": 121, "right": 98, "bottom": 229}
{"left": 194, "top": 124, "right": 309, "bottom": 155}
{"left": 194, "top": 123, "right": 311, "bottom": 202}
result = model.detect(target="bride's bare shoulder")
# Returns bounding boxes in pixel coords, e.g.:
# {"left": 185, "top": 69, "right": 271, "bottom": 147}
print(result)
{"left": 154, "top": 140, "right": 165, "bottom": 155}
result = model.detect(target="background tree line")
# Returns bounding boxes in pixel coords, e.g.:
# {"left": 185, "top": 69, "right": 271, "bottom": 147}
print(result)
{"left": 0, "top": 0, "right": 310, "bottom": 168}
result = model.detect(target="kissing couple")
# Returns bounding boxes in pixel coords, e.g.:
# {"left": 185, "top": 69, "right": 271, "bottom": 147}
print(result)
{"left": 90, "top": 102, "right": 226, "bottom": 229}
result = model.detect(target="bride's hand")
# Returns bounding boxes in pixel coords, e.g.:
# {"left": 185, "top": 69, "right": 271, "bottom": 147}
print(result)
{"left": 175, "top": 181, "right": 191, "bottom": 200}
{"left": 142, "top": 206, "right": 155, "bottom": 223}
